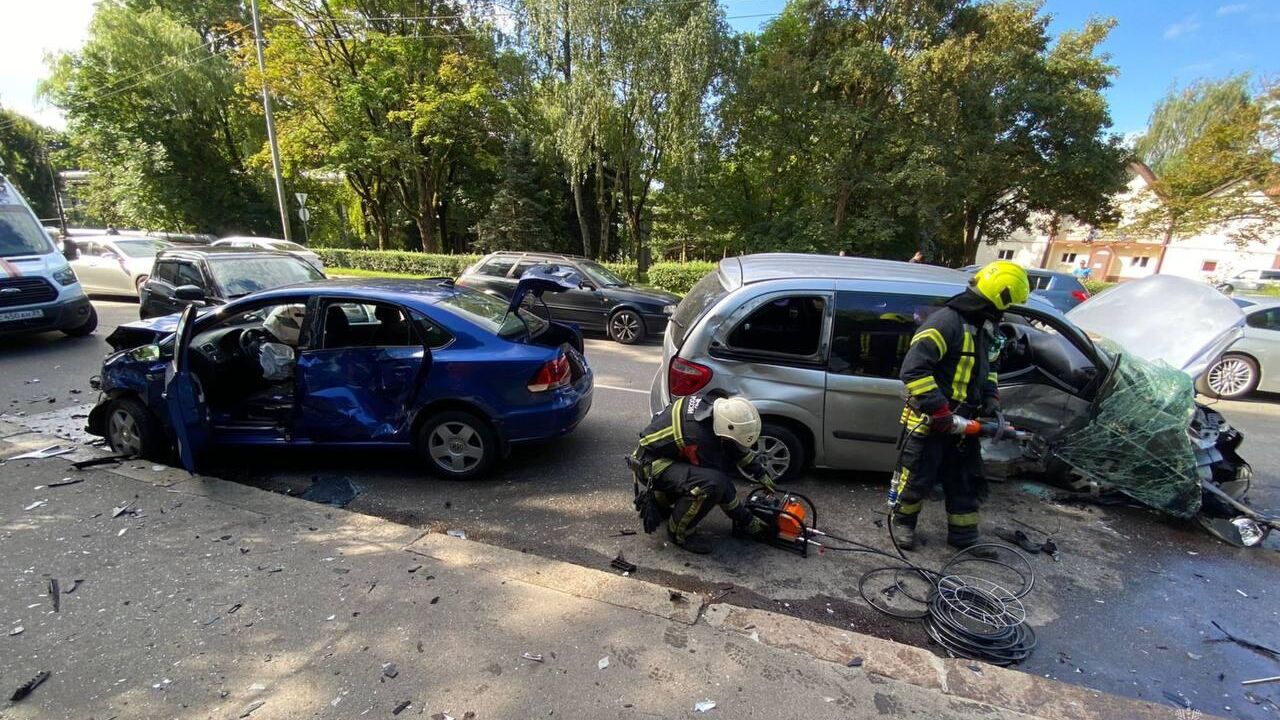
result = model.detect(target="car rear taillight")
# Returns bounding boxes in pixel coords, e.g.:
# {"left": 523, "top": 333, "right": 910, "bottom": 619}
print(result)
{"left": 1072, "top": 289, "right": 1089, "bottom": 303}
{"left": 668, "top": 356, "right": 712, "bottom": 396}
{"left": 528, "top": 353, "right": 571, "bottom": 392}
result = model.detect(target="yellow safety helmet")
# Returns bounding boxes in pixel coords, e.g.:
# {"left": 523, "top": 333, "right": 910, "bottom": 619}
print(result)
{"left": 970, "top": 260, "right": 1030, "bottom": 310}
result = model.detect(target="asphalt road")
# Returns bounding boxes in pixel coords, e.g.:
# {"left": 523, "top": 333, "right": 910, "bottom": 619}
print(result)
{"left": 4, "top": 296, "right": 1280, "bottom": 718}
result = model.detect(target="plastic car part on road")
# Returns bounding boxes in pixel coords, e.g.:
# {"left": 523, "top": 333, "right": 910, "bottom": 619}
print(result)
{"left": 1051, "top": 343, "right": 1202, "bottom": 517}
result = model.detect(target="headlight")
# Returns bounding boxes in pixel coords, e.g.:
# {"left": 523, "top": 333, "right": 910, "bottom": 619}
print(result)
{"left": 663, "top": 304, "right": 677, "bottom": 316}
{"left": 53, "top": 266, "right": 78, "bottom": 286}
{"left": 1232, "top": 517, "right": 1265, "bottom": 547}
{"left": 130, "top": 344, "right": 161, "bottom": 362}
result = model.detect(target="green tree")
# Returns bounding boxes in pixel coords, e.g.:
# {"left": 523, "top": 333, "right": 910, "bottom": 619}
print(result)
{"left": 1134, "top": 75, "right": 1251, "bottom": 175}
{"left": 475, "top": 136, "right": 565, "bottom": 252}
{"left": 42, "top": 1, "right": 270, "bottom": 233}
{"left": 0, "top": 108, "right": 61, "bottom": 221}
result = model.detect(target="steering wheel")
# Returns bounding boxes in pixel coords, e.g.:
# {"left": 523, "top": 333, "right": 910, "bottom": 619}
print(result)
{"left": 238, "top": 327, "right": 273, "bottom": 358}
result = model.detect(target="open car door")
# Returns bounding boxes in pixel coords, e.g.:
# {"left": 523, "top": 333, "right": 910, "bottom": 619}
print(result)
{"left": 164, "top": 303, "right": 210, "bottom": 472}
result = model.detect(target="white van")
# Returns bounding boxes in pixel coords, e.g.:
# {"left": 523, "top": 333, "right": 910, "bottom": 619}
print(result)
{"left": 0, "top": 175, "right": 96, "bottom": 338}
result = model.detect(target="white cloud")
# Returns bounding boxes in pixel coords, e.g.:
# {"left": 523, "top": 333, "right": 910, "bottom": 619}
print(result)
{"left": 0, "top": 0, "right": 96, "bottom": 129}
{"left": 1163, "top": 14, "right": 1202, "bottom": 40}
{"left": 1216, "top": 4, "right": 1248, "bottom": 16}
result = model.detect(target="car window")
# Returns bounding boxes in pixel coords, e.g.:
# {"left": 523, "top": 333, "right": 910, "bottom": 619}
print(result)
{"left": 1263, "top": 270, "right": 1280, "bottom": 281}
{"left": 829, "top": 291, "right": 947, "bottom": 378}
{"left": 1247, "top": 308, "right": 1280, "bottom": 332}
{"left": 173, "top": 262, "right": 205, "bottom": 288}
{"left": 206, "top": 256, "right": 324, "bottom": 298}
{"left": 727, "top": 295, "right": 827, "bottom": 358}
{"left": 511, "top": 260, "right": 545, "bottom": 277}
{"left": 436, "top": 285, "right": 547, "bottom": 338}
{"left": 476, "top": 257, "right": 518, "bottom": 278}
{"left": 270, "top": 240, "right": 309, "bottom": 252}
{"left": 0, "top": 206, "right": 55, "bottom": 258}
{"left": 152, "top": 260, "right": 178, "bottom": 284}
{"left": 114, "top": 239, "right": 169, "bottom": 258}
{"left": 580, "top": 261, "right": 626, "bottom": 287}
{"left": 1240, "top": 270, "right": 1261, "bottom": 279}
{"left": 412, "top": 311, "right": 454, "bottom": 349}
{"left": 320, "top": 301, "right": 421, "bottom": 349}
{"left": 78, "top": 241, "right": 103, "bottom": 257}
{"left": 1027, "top": 274, "right": 1052, "bottom": 291}
{"left": 671, "top": 270, "right": 728, "bottom": 347}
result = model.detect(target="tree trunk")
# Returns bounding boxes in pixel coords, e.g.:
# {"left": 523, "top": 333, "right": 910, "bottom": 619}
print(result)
{"left": 834, "top": 182, "right": 851, "bottom": 236}
{"left": 571, "top": 174, "right": 592, "bottom": 258}
{"left": 596, "top": 163, "right": 612, "bottom": 259}
{"left": 962, "top": 212, "right": 980, "bottom": 267}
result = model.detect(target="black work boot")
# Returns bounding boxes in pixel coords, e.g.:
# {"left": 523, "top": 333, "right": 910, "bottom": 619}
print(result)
{"left": 733, "top": 515, "right": 769, "bottom": 538}
{"left": 668, "top": 527, "right": 714, "bottom": 555}
{"left": 947, "top": 533, "right": 998, "bottom": 559}
{"left": 895, "top": 523, "right": 918, "bottom": 551}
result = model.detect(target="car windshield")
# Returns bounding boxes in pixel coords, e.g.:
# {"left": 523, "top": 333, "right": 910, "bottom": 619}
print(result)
{"left": 207, "top": 256, "right": 324, "bottom": 298}
{"left": 580, "top": 261, "right": 627, "bottom": 287}
{"left": 437, "top": 286, "right": 547, "bottom": 339}
{"left": 0, "top": 206, "right": 55, "bottom": 258}
{"left": 113, "top": 239, "right": 169, "bottom": 258}
{"left": 670, "top": 270, "right": 729, "bottom": 347}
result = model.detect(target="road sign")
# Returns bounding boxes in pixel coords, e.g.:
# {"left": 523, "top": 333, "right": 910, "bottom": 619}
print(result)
{"left": 294, "top": 192, "right": 308, "bottom": 207}
{"left": 297, "top": 207, "right": 311, "bottom": 223}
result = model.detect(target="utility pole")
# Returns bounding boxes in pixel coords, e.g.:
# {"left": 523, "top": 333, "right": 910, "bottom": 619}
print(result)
{"left": 250, "top": 0, "right": 292, "bottom": 240}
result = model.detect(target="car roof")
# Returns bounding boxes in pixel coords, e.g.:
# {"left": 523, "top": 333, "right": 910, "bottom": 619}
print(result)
{"left": 728, "top": 253, "right": 972, "bottom": 288}
{"left": 1234, "top": 295, "right": 1280, "bottom": 310}
{"left": 248, "top": 277, "right": 461, "bottom": 308}
{"left": 487, "top": 250, "right": 587, "bottom": 263}
{"left": 155, "top": 245, "right": 298, "bottom": 259}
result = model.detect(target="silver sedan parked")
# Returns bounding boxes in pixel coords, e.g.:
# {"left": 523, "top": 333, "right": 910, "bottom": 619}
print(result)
{"left": 212, "top": 236, "right": 324, "bottom": 273}
{"left": 1201, "top": 297, "right": 1280, "bottom": 399}
{"left": 70, "top": 236, "right": 170, "bottom": 297}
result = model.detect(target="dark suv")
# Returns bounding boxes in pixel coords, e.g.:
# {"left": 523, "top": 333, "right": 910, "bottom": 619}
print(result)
{"left": 139, "top": 246, "right": 325, "bottom": 319}
{"left": 458, "top": 252, "right": 678, "bottom": 344}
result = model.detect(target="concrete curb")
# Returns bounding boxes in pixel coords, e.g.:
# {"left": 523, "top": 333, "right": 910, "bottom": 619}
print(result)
{"left": 1, "top": 429, "right": 1210, "bottom": 720}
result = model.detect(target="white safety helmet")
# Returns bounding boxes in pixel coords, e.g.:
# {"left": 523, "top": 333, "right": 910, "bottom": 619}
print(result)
{"left": 263, "top": 304, "right": 306, "bottom": 345}
{"left": 712, "top": 396, "right": 762, "bottom": 449}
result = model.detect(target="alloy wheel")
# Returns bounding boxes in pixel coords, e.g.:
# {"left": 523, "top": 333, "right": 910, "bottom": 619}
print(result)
{"left": 428, "top": 421, "right": 485, "bottom": 473}
{"left": 610, "top": 312, "right": 640, "bottom": 343}
{"left": 1207, "top": 357, "right": 1255, "bottom": 398}
{"left": 758, "top": 435, "right": 791, "bottom": 478}
{"left": 108, "top": 409, "right": 143, "bottom": 457}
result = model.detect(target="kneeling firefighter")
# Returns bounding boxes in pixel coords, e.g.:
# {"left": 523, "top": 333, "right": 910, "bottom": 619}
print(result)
{"left": 630, "top": 391, "right": 774, "bottom": 554}
{"left": 891, "top": 260, "right": 1030, "bottom": 551}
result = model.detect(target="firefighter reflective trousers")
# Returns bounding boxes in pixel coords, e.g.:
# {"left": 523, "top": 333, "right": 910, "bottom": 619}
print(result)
{"left": 891, "top": 432, "right": 983, "bottom": 546}
{"left": 652, "top": 463, "right": 753, "bottom": 541}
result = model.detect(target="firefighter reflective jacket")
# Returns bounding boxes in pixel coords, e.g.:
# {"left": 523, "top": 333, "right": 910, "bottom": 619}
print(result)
{"left": 900, "top": 290, "right": 1000, "bottom": 429}
{"left": 634, "top": 394, "right": 770, "bottom": 482}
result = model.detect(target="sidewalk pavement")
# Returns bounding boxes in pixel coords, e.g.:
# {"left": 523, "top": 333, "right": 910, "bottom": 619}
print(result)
{"left": 0, "top": 425, "right": 1188, "bottom": 720}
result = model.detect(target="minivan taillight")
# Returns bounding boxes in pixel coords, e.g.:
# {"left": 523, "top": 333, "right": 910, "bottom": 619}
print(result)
{"left": 668, "top": 356, "right": 712, "bottom": 396}
{"left": 1072, "top": 289, "right": 1089, "bottom": 303}
{"left": 528, "top": 353, "right": 571, "bottom": 392}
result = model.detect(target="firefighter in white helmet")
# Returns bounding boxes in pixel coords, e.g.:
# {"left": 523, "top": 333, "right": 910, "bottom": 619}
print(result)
{"left": 629, "top": 390, "right": 775, "bottom": 554}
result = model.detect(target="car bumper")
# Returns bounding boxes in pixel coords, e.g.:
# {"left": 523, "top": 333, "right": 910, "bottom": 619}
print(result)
{"left": 502, "top": 374, "right": 595, "bottom": 444}
{"left": 0, "top": 296, "right": 94, "bottom": 336}
{"left": 641, "top": 312, "right": 669, "bottom": 335}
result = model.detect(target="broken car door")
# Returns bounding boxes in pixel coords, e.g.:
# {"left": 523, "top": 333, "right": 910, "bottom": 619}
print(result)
{"left": 294, "top": 300, "right": 432, "bottom": 443}
{"left": 164, "top": 303, "right": 211, "bottom": 472}
{"left": 995, "top": 306, "right": 1103, "bottom": 439}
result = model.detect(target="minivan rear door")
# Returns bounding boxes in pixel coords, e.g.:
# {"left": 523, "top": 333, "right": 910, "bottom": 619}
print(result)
{"left": 823, "top": 290, "right": 948, "bottom": 471}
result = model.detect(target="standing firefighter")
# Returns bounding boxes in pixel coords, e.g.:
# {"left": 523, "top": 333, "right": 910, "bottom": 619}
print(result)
{"left": 629, "top": 391, "right": 774, "bottom": 554}
{"left": 891, "top": 261, "right": 1030, "bottom": 550}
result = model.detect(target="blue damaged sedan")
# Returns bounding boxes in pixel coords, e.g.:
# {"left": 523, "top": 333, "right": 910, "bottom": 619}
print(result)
{"left": 87, "top": 270, "right": 593, "bottom": 479}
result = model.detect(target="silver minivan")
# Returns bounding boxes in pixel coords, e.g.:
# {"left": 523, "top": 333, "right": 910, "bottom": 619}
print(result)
{"left": 649, "top": 254, "right": 1243, "bottom": 485}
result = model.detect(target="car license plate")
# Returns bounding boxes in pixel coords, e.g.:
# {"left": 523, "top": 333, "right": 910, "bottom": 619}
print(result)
{"left": 0, "top": 309, "right": 45, "bottom": 323}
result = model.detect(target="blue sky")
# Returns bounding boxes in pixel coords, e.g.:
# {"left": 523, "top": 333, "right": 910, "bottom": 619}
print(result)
{"left": 723, "top": 0, "right": 1280, "bottom": 136}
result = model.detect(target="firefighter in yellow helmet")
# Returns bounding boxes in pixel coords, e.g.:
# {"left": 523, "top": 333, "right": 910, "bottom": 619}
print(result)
{"left": 891, "top": 261, "right": 1030, "bottom": 552}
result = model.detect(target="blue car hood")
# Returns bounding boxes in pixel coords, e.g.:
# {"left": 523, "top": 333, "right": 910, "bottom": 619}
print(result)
{"left": 105, "top": 308, "right": 211, "bottom": 351}
{"left": 508, "top": 265, "right": 582, "bottom": 313}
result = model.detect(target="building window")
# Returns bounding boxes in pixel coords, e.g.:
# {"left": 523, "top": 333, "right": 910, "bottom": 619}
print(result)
{"left": 1061, "top": 252, "right": 1077, "bottom": 263}
{"left": 1131, "top": 256, "right": 1150, "bottom": 268}
{"left": 997, "top": 249, "right": 1015, "bottom": 260}
{"left": 1202, "top": 261, "right": 1218, "bottom": 273}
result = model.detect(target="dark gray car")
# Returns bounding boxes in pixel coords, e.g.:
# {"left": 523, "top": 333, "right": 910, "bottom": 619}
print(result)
{"left": 962, "top": 265, "right": 1090, "bottom": 312}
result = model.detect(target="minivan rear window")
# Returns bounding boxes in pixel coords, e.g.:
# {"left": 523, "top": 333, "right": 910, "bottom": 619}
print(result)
{"left": 670, "top": 270, "right": 728, "bottom": 346}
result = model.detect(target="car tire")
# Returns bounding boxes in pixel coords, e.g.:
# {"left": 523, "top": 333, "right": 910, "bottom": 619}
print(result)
{"left": 1204, "top": 353, "right": 1259, "bottom": 400}
{"left": 105, "top": 396, "right": 166, "bottom": 460}
{"left": 607, "top": 309, "right": 645, "bottom": 345}
{"left": 417, "top": 410, "right": 498, "bottom": 480}
{"left": 135, "top": 275, "right": 149, "bottom": 296}
{"left": 61, "top": 305, "right": 98, "bottom": 337}
{"left": 755, "top": 421, "right": 808, "bottom": 484}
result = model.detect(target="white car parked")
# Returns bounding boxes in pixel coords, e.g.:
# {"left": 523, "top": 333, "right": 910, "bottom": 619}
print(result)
{"left": 70, "top": 235, "right": 170, "bottom": 297}
{"left": 212, "top": 236, "right": 324, "bottom": 273}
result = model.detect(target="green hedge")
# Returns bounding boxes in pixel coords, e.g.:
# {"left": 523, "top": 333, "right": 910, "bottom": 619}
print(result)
{"left": 316, "top": 248, "right": 480, "bottom": 277}
{"left": 647, "top": 261, "right": 718, "bottom": 295}
{"left": 1082, "top": 278, "right": 1116, "bottom": 296}
{"left": 314, "top": 249, "right": 715, "bottom": 295}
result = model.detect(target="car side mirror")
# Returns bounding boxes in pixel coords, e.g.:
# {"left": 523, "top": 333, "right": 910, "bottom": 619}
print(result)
{"left": 61, "top": 240, "right": 78, "bottom": 261}
{"left": 174, "top": 285, "right": 206, "bottom": 302}
{"left": 580, "top": 281, "right": 597, "bottom": 292}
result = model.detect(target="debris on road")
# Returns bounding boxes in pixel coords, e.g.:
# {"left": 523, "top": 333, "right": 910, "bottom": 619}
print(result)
{"left": 9, "top": 626, "right": 23, "bottom": 636}
{"left": 847, "top": 656, "right": 864, "bottom": 667}
{"left": 9, "top": 670, "right": 50, "bottom": 702}
{"left": 23, "top": 500, "right": 47, "bottom": 511}
{"left": 239, "top": 699, "right": 266, "bottom": 717}
{"left": 408, "top": 564, "right": 423, "bottom": 573}
{"left": 610, "top": 553, "right": 637, "bottom": 573}
{"left": 64, "top": 579, "right": 83, "bottom": 594}
{"left": 10, "top": 445, "right": 72, "bottom": 460}
{"left": 446, "top": 529, "right": 466, "bottom": 539}
{"left": 609, "top": 529, "right": 637, "bottom": 537}
{"left": 72, "top": 455, "right": 126, "bottom": 470}
{"left": 522, "top": 653, "right": 544, "bottom": 662}
{"left": 300, "top": 476, "right": 362, "bottom": 507}
{"left": 48, "top": 579, "right": 60, "bottom": 612}
{"left": 1210, "top": 621, "right": 1280, "bottom": 660}
{"left": 111, "top": 500, "right": 136, "bottom": 518}
{"left": 48, "top": 476, "right": 85, "bottom": 487}
{"left": 669, "top": 591, "right": 688, "bottom": 604}
{"left": 393, "top": 700, "right": 413, "bottom": 715}
{"left": 1242, "top": 676, "right": 1280, "bottom": 686}
{"left": 598, "top": 656, "right": 609, "bottom": 670}
{"left": 227, "top": 603, "right": 243, "bottom": 614}
{"left": 382, "top": 662, "right": 399, "bottom": 679}
{"left": 694, "top": 699, "right": 717, "bottom": 712}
